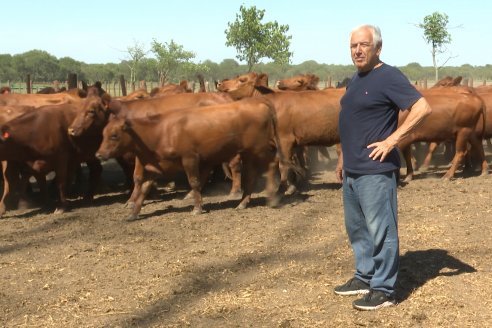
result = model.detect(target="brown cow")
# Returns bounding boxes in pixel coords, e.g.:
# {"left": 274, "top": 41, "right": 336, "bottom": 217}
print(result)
{"left": 0, "top": 103, "right": 103, "bottom": 214}
{"left": 275, "top": 73, "right": 332, "bottom": 170}
{"left": 399, "top": 86, "right": 488, "bottom": 181}
{"left": 96, "top": 97, "right": 287, "bottom": 220}
{"left": 68, "top": 91, "right": 236, "bottom": 205}
{"left": 0, "top": 92, "right": 83, "bottom": 107}
{"left": 217, "top": 73, "right": 344, "bottom": 194}
{"left": 0, "top": 105, "right": 47, "bottom": 216}
{"left": 149, "top": 81, "right": 192, "bottom": 98}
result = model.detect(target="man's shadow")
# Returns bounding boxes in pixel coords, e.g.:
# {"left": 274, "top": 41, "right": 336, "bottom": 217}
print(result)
{"left": 396, "top": 249, "right": 476, "bottom": 302}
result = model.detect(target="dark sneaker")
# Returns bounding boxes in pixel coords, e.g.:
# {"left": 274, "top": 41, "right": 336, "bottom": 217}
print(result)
{"left": 334, "top": 278, "right": 370, "bottom": 296}
{"left": 352, "top": 290, "right": 396, "bottom": 311}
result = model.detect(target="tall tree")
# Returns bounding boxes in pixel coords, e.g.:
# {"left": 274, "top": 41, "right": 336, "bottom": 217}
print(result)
{"left": 418, "top": 12, "right": 452, "bottom": 81}
{"left": 124, "top": 40, "right": 147, "bottom": 90}
{"left": 150, "top": 39, "right": 200, "bottom": 85}
{"left": 225, "top": 5, "right": 292, "bottom": 72}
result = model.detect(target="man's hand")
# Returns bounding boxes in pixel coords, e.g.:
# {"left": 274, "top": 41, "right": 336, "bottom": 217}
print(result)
{"left": 367, "top": 137, "right": 397, "bottom": 162}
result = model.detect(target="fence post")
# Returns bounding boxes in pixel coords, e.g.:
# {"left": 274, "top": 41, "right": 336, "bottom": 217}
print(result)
{"left": 26, "top": 74, "right": 31, "bottom": 94}
{"left": 67, "top": 73, "right": 78, "bottom": 89}
{"left": 423, "top": 79, "right": 427, "bottom": 89}
{"left": 119, "top": 75, "right": 127, "bottom": 96}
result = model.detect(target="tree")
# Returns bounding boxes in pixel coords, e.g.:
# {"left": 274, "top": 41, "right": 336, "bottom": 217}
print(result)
{"left": 418, "top": 12, "right": 452, "bottom": 81}
{"left": 124, "top": 40, "right": 147, "bottom": 90}
{"left": 225, "top": 5, "right": 292, "bottom": 72}
{"left": 150, "top": 39, "right": 198, "bottom": 85}
{"left": 12, "top": 50, "right": 59, "bottom": 81}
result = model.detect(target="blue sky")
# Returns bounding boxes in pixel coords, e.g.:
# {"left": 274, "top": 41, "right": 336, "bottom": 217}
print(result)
{"left": 3, "top": 1, "right": 489, "bottom": 67}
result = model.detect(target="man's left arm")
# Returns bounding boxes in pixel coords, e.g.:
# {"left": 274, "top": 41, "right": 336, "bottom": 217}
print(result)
{"left": 368, "top": 97, "right": 432, "bottom": 162}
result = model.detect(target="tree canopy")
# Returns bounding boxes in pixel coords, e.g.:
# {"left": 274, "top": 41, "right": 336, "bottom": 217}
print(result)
{"left": 225, "top": 5, "right": 292, "bottom": 72}
{"left": 418, "top": 12, "right": 452, "bottom": 80}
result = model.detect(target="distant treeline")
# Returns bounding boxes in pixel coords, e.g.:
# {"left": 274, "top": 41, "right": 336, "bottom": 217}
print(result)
{"left": 1, "top": 50, "right": 492, "bottom": 86}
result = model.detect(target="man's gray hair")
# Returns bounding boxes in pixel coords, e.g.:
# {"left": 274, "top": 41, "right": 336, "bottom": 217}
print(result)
{"left": 351, "top": 24, "right": 382, "bottom": 48}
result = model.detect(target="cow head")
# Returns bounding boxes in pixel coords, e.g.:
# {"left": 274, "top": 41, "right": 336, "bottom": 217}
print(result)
{"left": 96, "top": 114, "right": 132, "bottom": 161}
{"left": 68, "top": 93, "right": 111, "bottom": 137}
{"left": 216, "top": 72, "right": 269, "bottom": 100}
{"left": 276, "top": 74, "right": 320, "bottom": 91}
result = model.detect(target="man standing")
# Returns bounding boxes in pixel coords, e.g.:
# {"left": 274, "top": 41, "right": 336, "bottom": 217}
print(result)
{"left": 334, "top": 24, "right": 432, "bottom": 310}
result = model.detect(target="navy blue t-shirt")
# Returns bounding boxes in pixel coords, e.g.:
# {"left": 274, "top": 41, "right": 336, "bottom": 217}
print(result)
{"left": 339, "top": 63, "right": 422, "bottom": 174}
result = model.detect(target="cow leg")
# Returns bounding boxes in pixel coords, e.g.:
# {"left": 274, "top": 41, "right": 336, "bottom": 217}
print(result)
{"left": 126, "top": 158, "right": 144, "bottom": 209}
{"left": 420, "top": 142, "right": 439, "bottom": 171}
{"left": 0, "top": 161, "right": 18, "bottom": 216}
{"left": 236, "top": 155, "right": 258, "bottom": 210}
{"left": 468, "top": 134, "right": 489, "bottom": 176}
{"left": 278, "top": 140, "right": 300, "bottom": 195}
{"left": 182, "top": 156, "right": 205, "bottom": 215}
{"left": 442, "top": 133, "right": 469, "bottom": 180}
{"left": 82, "top": 158, "right": 103, "bottom": 201}
{"left": 126, "top": 178, "right": 154, "bottom": 221}
{"left": 265, "top": 158, "right": 281, "bottom": 208}
{"left": 401, "top": 144, "right": 415, "bottom": 183}
{"left": 115, "top": 155, "right": 135, "bottom": 191}
{"left": 51, "top": 156, "right": 74, "bottom": 214}
{"left": 227, "top": 154, "right": 242, "bottom": 198}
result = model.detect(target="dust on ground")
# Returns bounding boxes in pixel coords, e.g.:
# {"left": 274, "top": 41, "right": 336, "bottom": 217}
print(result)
{"left": 0, "top": 148, "right": 491, "bottom": 328}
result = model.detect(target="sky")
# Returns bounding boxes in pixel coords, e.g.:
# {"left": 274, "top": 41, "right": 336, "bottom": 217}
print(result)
{"left": 2, "top": 1, "right": 490, "bottom": 67}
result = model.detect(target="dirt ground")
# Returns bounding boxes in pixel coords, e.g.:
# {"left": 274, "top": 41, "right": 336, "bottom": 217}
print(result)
{"left": 0, "top": 147, "right": 491, "bottom": 328}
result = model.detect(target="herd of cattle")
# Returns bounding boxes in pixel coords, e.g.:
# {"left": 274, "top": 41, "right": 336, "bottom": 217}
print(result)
{"left": 0, "top": 72, "right": 491, "bottom": 219}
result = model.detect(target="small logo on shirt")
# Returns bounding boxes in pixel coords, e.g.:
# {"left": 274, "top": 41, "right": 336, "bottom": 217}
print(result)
{"left": 365, "top": 91, "right": 368, "bottom": 95}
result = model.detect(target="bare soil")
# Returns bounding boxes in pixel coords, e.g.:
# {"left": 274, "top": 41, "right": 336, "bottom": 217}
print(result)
{"left": 1, "top": 148, "right": 491, "bottom": 328}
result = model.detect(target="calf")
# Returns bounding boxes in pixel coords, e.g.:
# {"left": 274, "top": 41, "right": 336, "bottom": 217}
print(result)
{"left": 96, "top": 97, "right": 287, "bottom": 220}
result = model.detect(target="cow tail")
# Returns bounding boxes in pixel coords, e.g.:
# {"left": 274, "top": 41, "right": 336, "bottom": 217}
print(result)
{"left": 481, "top": 96, "right": 487, "bottom": 139}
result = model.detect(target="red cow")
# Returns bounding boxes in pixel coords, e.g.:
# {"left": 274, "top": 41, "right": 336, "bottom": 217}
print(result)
{"left": 399, "top": 86, "right": 488, "bottom": 181}
{"left": 96, "top": 97, "right": 289, "bottom": 220}
{"left": 68, "top": 91, "right": 236, "bottom": 205}
{"left": 217, "top": 73, "right": 344, "bottom": 194}
{"left": 0, "top": 103, "right": 103, "bottom": 214}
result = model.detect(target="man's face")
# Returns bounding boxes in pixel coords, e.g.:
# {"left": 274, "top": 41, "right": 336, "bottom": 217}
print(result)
{"left": 350, "top": 28, "right": 381, "bottom": 72}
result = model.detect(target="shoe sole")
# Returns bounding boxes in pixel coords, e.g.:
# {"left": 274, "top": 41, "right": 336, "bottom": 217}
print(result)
{"left": 352, "top": 300, "right": 396, "bottom": 311}
{"left": 334, "top": 289, "right": 370, "bottom": 296}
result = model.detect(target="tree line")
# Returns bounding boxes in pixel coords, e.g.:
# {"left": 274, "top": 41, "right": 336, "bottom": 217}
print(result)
{"left": 1, "top": 50, "right": 492, "bottom": 88}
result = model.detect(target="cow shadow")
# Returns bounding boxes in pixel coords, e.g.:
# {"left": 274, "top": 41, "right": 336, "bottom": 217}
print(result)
{"left": 396, "top": 248, "right": 476, "bottom": 303}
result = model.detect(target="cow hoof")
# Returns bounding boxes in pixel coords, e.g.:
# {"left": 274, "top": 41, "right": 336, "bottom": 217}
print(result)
{"left": 126, "top": 214, "right": 139, "bottom": 221}
{"left": 403, "top": 176, "right": 413, "bottom": 183}
{"left": 235, "top": 203, "right": 247, "bottom": 210}
{"left": 267, "top": 195, "right": 281, "bottom": 208}
{"left": 284, "top": 185, "right": 297, "bottom": 196}
{"left": 184, "top": 191, "right": 194, "bottom": 200}
{"left": 192, "top": 209, "right": 205, "bottom": 215}
{"left": 227, "top": 191, "right": 242, "bottom": 200}
{"left": 54, "top": 208, "right": 66, "bottom": 214}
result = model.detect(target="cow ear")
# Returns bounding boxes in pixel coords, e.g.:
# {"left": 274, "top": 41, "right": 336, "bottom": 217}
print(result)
{"left": 122, "top": 119, "right": 132, "bottom": 131}
{"left": 101, "top": 93, "right": 112, "bottom": 109}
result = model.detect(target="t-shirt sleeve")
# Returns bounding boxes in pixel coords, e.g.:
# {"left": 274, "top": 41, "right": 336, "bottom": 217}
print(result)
{"left": 384, "top": 69, "right": 422, "bottom": 111}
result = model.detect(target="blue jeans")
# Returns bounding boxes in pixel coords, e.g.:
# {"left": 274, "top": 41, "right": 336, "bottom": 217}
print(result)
{"left": 342, "top": 171, "right": 399, "bottom": 296}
